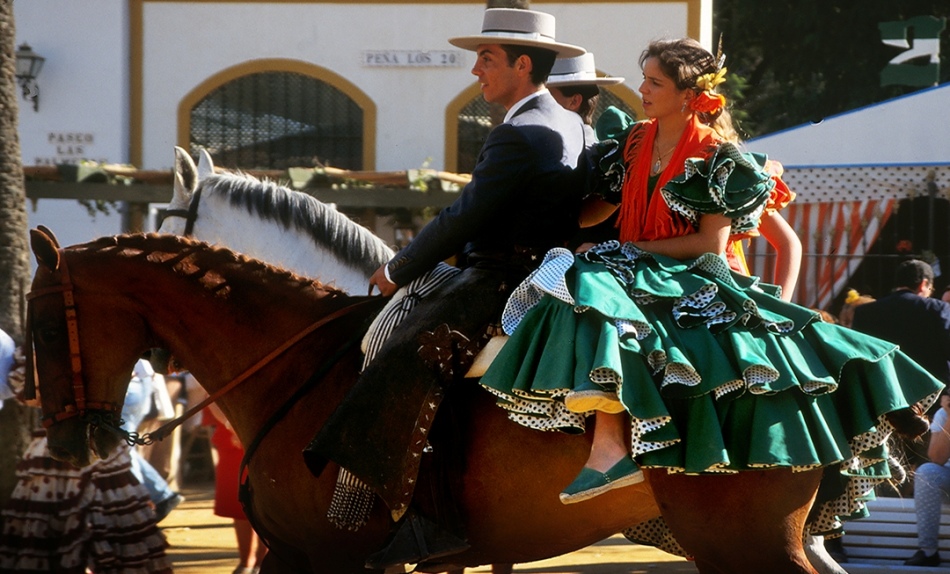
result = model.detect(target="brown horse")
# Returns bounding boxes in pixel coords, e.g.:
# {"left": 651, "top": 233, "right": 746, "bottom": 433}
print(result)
{"left": 27, "top": 228, "right": 827, "bottom": 574}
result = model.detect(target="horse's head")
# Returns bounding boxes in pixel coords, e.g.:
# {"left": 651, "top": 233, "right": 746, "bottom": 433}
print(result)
{"left": 160, "top": 146, "right": 215, "bottom": 236}
{"left": 28, "top": 227, "right": 151, "bottom": 466}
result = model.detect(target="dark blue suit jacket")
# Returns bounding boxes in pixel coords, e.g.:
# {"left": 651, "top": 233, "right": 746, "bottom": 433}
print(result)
{"left": 852, "top": 290, "right": 950, "bottom": 385}
{"left": 387, "top": 91, "right": 587, "bottom": 285}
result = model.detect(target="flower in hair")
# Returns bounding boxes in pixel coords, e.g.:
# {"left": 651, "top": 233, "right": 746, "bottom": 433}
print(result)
{"left": 696, "top": 67, "right": 728, "bottom": 92}
{"left": 690, "top": 91, "right": 726, "bottom": 114}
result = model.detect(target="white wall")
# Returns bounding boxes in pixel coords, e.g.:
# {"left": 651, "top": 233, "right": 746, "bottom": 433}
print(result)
{"left": 139, "top": 1, "right": 699, "bottom": 171}
{"left": 16, "top": 0, "right": 130, "bottom": 247}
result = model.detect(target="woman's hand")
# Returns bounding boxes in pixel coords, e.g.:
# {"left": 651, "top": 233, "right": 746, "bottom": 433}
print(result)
{"left": 575, "top": 242, "right": 596, "bottom": 254}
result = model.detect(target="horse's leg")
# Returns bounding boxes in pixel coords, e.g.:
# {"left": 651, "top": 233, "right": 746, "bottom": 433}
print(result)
{"left": 803, "top": 535, "right": 848, "bottom": 574}
{"left": 257, "top": 545, "right": 311, "bottom": 574}
{"left": 646, "top": 468, "right": 822, "bottom": 574}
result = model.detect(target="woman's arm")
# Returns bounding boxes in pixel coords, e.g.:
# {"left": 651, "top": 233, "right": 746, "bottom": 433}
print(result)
{"left": 579, "top": 196, "right": 619, "bottom": 228}
{"left": 929, "top": 395, "right": 950, "bottom": 465}
{"left": 633, "top": 213, "right": 731, "bottom": 260}
{"left": 759, "top": 211, "right": 802, "bottom": 302}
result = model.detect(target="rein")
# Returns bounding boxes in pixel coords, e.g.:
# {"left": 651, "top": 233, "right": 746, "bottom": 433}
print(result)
{"left": 159, "top": 185, "right": 203, "bottom": 235}
{"left": 140, "top": 297, "right": 380, "bottom": 445}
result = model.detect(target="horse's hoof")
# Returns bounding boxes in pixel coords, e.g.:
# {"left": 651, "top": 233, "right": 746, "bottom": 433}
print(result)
{"left": 885, "top": 406, "right": 929, "bottom": 439}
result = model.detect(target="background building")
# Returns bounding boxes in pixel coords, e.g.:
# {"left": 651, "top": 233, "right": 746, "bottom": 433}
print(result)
{"left": 15, "top": 0, "right": 711, "bottom": 249}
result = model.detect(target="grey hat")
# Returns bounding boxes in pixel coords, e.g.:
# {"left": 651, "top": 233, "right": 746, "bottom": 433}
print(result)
{"left": 547, "top": 53, "right": 624, "bottom": 87}
{"left": 448, "top": 8, "right": 586, "bottom": 58}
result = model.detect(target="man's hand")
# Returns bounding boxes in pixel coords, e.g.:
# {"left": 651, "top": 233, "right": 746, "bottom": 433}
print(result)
{"left": 368, "top": 263, "right": 398, "bottom": 296}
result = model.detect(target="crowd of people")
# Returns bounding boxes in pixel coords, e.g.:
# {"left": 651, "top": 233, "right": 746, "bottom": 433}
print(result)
{"left": 3, "top": 5, "right": 949, "bottom": 573}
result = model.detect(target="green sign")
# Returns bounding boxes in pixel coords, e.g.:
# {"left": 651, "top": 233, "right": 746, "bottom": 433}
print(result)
{"left": 880, "top": 15, "right": 946, "bottom": 87}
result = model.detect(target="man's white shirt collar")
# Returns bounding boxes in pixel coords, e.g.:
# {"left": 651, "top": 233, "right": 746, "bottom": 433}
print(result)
{"left": 504, "top": 89, "right": 548, "bottom": 123}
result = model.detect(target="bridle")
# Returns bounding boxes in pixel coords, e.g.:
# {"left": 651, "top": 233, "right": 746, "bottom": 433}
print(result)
{"left": 159, "top": 186, "right": 203, "bottom": 236}
{"left": 26, "top": 248, "right": 123, "bottom": 429}
{"left": 26, "top": 242, "right": 381, "bottom": 447}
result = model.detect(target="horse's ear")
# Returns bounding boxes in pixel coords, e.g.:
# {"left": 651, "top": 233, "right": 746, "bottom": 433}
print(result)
{"left": 30, "top": 228, "right": 61, "bottom": 271}
{"left": 36, "top": 225, "right": 60, "bottom": 248}
{"left": 173, "top": 146, "right": 198, "bottom": 201}
{"left": 197, "top": 148, "right": 215, "bottom": 179}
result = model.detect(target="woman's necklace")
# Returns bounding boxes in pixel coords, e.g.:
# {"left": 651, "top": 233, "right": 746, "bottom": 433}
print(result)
{"left": 651, "top": 141, "right": 676, "bottom": 175}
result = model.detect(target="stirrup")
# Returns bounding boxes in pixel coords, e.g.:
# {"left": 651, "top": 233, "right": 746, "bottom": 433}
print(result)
{"left": 364, "top": 511, "right": 470, "bottom": 569}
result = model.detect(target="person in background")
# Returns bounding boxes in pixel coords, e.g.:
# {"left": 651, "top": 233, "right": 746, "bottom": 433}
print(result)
{"left": 0, "top": 345, "right": 172, "bottom": 573}
{"left": 905, "top": 391, "right": 950, "bottom": 567}
{"left": 838, "top": 288, "right": 875, "bottom": 328}
{"left": 546, "top": 52, "right": 624, "bottom": 132}
{"left": 199, "top": 381, "right": 268, "bottom": 574}
{"left": 0, "top": 328, "right": 15, "bottom": 409}
{"left": 122, "top": 357, "right": 185, "bottom": 522}
{"left": 852, "top": 260, "right": 950, "bottom": 388}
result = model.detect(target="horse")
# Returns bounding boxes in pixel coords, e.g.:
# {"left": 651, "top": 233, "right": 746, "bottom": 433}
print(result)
{"left": 27, "top": 228, "right": 836, "bottom": 574}
{"left": 155, "top": 148, "right": 845, "bottom": 573}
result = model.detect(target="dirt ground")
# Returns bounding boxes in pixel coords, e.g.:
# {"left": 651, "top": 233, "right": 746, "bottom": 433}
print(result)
{"left": 161, "top": 484, "right": 698, "bottom": 574}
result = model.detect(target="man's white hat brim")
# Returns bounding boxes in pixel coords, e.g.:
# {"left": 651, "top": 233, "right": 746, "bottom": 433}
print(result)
{"left": 449, "top": 34, "right": 586, "bottom": 58}
{"left": 547, "top": 73, "right": 625, "bottom": 87}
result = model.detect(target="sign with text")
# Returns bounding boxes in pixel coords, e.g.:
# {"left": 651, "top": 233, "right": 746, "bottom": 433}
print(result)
{"left": 361, "top": 50, "right": 464, "bottom": 68}
{"left": 34, "top": 132, "right": 108, "bottom": 166}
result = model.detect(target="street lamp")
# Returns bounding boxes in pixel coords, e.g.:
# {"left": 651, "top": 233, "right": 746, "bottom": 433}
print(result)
{"left": 15, "top": 43, "right": 45, "bottom": 112}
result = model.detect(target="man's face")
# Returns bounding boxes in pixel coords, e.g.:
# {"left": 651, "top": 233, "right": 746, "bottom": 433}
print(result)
{"left": 472, "top": 44, "right": 522, "bottom": 109}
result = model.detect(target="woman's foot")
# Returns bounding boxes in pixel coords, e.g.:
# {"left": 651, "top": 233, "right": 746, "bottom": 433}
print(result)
{"left": 559, "top": 456, "right": 643, "bottom": 504}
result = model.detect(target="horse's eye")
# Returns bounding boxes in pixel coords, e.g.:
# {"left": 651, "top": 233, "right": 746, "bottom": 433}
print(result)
{"left": 36, "top": 326, "right": 62, "bottom": 346}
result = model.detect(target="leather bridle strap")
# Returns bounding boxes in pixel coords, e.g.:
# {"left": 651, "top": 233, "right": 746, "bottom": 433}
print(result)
{"left": 159, "top": 186, "right": 203, "bottom": 236}
{"left": 141, "top": 297, "right": 382, "bottom": 444}
{"left": 26, "top": 248, "right": 122, "bottom": 427}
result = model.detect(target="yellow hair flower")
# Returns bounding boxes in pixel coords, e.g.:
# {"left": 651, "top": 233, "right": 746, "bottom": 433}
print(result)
{"left": 844, "top": 289, "right": 861, "bottom": 304}
{"left": 696, "top": 67, "right": 728, "bottom": 92}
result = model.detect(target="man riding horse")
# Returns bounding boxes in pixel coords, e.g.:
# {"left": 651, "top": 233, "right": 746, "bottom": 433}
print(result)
{"left": 303, "top": 7, "right": 589, "bottom": 568}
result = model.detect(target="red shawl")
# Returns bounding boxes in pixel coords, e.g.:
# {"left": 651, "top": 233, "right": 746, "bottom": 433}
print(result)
{"left": 616, "top": 116, "right": 721, "bottom": 243}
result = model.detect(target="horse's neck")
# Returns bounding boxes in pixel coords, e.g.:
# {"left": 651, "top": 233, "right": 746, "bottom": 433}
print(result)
{"left": 196, "top": 194, "right": 376, "bottom": 294}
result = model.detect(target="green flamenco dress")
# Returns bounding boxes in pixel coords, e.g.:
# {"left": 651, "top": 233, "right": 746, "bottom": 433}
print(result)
{"left": 479, "top": 142, "right": 944, "bottom": 553}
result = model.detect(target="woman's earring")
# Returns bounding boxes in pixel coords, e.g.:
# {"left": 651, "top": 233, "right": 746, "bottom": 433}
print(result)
{"left": 681, "top": 100, "right": 688, "bottom": 113}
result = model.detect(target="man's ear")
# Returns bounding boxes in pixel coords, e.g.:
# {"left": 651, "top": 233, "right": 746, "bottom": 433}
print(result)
{"left": 516, "top": 54, "right": 533, "bottom": 76}
{"left": 569, "top": 94, "right": 583, "bottom": 112}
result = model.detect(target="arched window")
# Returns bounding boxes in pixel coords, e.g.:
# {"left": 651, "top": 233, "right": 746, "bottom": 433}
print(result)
{"left": 450, "top": 84, "right": 641, "bottom": 174}
{"left": 180, "top": 61, "right": 375, "bottom": 170}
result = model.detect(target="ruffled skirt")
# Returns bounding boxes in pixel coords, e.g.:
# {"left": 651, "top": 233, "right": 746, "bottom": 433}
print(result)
{"left": 0, "top": 435, "right": 172, "bottom": 574}
{"left": 480, "top": 241, "right": 943, "bottom": 540}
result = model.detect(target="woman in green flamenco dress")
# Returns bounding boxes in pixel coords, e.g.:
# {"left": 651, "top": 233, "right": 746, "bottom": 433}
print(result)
{"left": 479, "top": 37, "right": 943, "bottom": 544}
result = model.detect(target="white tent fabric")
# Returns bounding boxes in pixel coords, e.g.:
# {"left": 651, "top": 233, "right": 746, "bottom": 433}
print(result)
{"left": 740, "top": 84, "right": 950, "bottom": 309}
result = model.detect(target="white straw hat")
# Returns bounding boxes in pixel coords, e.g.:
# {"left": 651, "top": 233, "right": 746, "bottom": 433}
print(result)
{"left": 547, "top": 53, "right": 624, "bottom": 87}
{"left": 448, "top": 8, "right": 586, "bottom": 58}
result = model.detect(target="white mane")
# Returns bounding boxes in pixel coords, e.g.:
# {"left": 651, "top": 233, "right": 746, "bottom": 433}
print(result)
{"left": 161, "top": 148, "right": 394, "bottom": 294}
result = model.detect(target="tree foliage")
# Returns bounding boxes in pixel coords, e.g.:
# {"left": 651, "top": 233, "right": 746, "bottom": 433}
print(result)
{"left": 714, "top": 0, "right": 950, "bottom": 138}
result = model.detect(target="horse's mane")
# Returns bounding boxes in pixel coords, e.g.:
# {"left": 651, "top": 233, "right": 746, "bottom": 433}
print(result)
{"left": 79, "top": 233, "right": 346, "bottom": 298}
{"left": 199, "top": 171, "right": 395, "bottom": 276}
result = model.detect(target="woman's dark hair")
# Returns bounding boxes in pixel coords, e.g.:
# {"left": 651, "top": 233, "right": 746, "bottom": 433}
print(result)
{"left": 502, "top": 44, "right": 558, "bottom": 85}
{"left": 639, "top": 38, "right": 737, "bottom": 142}
{"left": 552, "top": 85, "right": 601, "bottom": 124}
